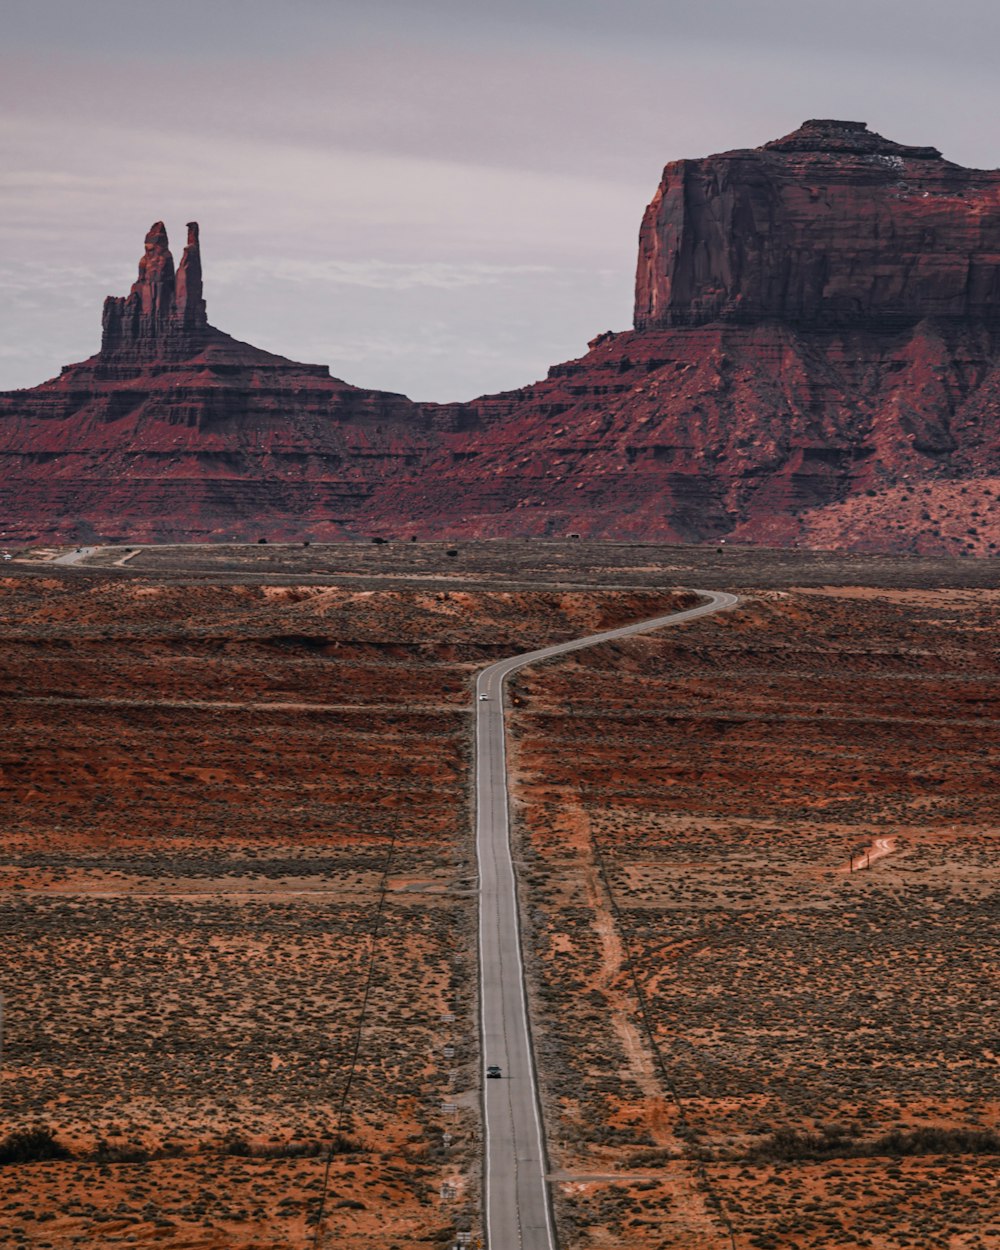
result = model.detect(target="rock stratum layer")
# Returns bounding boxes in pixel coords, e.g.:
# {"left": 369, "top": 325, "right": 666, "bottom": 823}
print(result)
{"left": 634, "top": 118, "right": 1000, "bottom": 331}
{"left": 2, "top": 120, "right": 1000, "bottom": 553}
{"left": 0, "top": 222, "right": 451, "bottom": 542}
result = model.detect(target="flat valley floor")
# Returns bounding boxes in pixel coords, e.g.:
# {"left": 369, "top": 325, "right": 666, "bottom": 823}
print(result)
{"left": 1, "top": 542, "right": 997, "bottom": 1249}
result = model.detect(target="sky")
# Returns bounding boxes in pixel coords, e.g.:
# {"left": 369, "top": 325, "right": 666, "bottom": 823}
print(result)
{"left": 3, "top": 0, "right": 1000, "bottom": 401}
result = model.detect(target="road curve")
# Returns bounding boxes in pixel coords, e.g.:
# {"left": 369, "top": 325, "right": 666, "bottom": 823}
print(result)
{"left": 51, "top": 545, "right": 100, "bottom": 565}
{"left": 475, "top": 589, "right": 739, "bottom": 1250}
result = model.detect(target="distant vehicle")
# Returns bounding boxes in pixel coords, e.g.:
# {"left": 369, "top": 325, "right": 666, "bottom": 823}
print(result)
{"left": 1, "top": 553, "right": 11, "bottom": 561}
{"left": 486, "top": 1065, "right": 502, "bottom": 1079}
{"left": 479, "top": 694, "right": 489, "bottom": 701}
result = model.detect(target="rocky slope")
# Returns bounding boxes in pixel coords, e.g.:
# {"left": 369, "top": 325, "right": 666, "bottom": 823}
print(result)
{"left": 0, "top": 223, "right": 449, "bottom": 543}
{"left": 373, "top": 317, "right": 1000, "bottom": 552}
{"left": 360, "top": 121, "right": 1000, "bottom": 553}
{"left": 2, "top": 120, "right": 1000, "bottom": 551}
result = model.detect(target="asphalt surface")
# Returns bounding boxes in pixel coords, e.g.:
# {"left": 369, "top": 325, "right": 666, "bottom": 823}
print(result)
{"left": 51, "top": 545, "right": 99, "bottom": 565}
{"left": 475, "top": 589, "right": 739, "bottom": 1250}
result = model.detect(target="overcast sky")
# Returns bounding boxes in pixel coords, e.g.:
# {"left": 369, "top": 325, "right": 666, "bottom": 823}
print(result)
{"left": 3, "top": 0, "right": 1000, "bottom": 400}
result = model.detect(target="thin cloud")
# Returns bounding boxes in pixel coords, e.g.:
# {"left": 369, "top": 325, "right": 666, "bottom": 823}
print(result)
{"left": 215, "top": 258, "right": 556, "bottom": 292}
{"left": 2, "top": 1, "right": 999, "bottom": 399}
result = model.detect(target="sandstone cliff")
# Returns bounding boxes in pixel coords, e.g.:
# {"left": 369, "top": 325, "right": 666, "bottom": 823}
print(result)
{"left": 0, "top": 223, "right": 445, "bottom": 543}
{"left": 2, "top": 122, "right": 1000, "bottom": 553}
{"left": 634, "top": 119, "right": 1000, "bottom": 331}
{"left": 366, "top": 319, "right": 1000, "bottom": 554}
{"left": 356, "top": 120, "right": 1000, "bottom": 553}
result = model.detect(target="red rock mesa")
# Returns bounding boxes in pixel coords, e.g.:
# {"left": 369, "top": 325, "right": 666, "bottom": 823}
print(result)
{"left": 2, "top": 120, "right": 999, "bottom": 550}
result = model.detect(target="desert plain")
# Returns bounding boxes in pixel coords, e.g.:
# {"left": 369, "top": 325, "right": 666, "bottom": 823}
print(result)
{"left": 0, "top": 540, "right": 998, "bottom": 1250}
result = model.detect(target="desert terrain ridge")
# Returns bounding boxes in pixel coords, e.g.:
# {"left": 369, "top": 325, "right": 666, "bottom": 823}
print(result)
{"left": 1, "top": 542, "right": 998, "bottom": 1249}
{"left": 5, "top": 120, "right": 1000, "bottom": 554}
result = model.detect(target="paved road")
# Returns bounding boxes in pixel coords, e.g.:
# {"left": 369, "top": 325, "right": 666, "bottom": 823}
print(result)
{"left": 51, "top": 545, "right": 100, "bottom": 565}
{"left": 475, "top": 589, "right": 739, "bottom": 1250}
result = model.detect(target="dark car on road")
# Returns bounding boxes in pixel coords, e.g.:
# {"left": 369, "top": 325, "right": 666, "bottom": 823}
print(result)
{"left": 486, "top": 1064, "right": 502, "bottom": 1079}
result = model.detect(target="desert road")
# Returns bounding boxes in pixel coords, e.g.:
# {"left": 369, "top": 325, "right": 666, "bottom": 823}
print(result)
{"left": 51, "top": 545, "right": 99, "bottom": 565}
{"left": 475, "top": 589, "right": 739, "bottom": 1250}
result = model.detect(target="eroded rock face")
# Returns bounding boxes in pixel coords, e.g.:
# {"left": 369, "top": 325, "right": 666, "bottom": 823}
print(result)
{"left": 359, "top": 318, "right": 1000, "bottom": 553}
{"left": 0, "top": 222, "right": 444, "bottom": 543}
{"left": 100, "top": 221, "right": 211, "bottom": 363}
{"left": 3, "top": 123, "right": 1000, "bottom": 553}
{"left": 634, "top": 119, "right": 1000, "bottom": 331}
{"left": 368, "top": 123, "right": 1000, "bottom": 553}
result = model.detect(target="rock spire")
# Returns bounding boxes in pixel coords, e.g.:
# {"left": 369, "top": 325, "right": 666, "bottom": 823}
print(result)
{"left": 100, "top": 220, "right": 209, "bottom": 360}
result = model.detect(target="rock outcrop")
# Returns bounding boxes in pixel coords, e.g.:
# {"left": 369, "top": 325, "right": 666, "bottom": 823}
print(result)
{"left": 100, "top": 222, "right": 210, "bottom": 364}
{"left": 634, "top": 119, "right": 1000, "bottom": 331}
{"left": 2, "top": 122, "right": 1000, "bottom": 554}
{"left": 364, "top": 318, "right": 1000, "bottom": 554}
{"left": 0, "top": 223, "right": 446, "bottom": 543}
